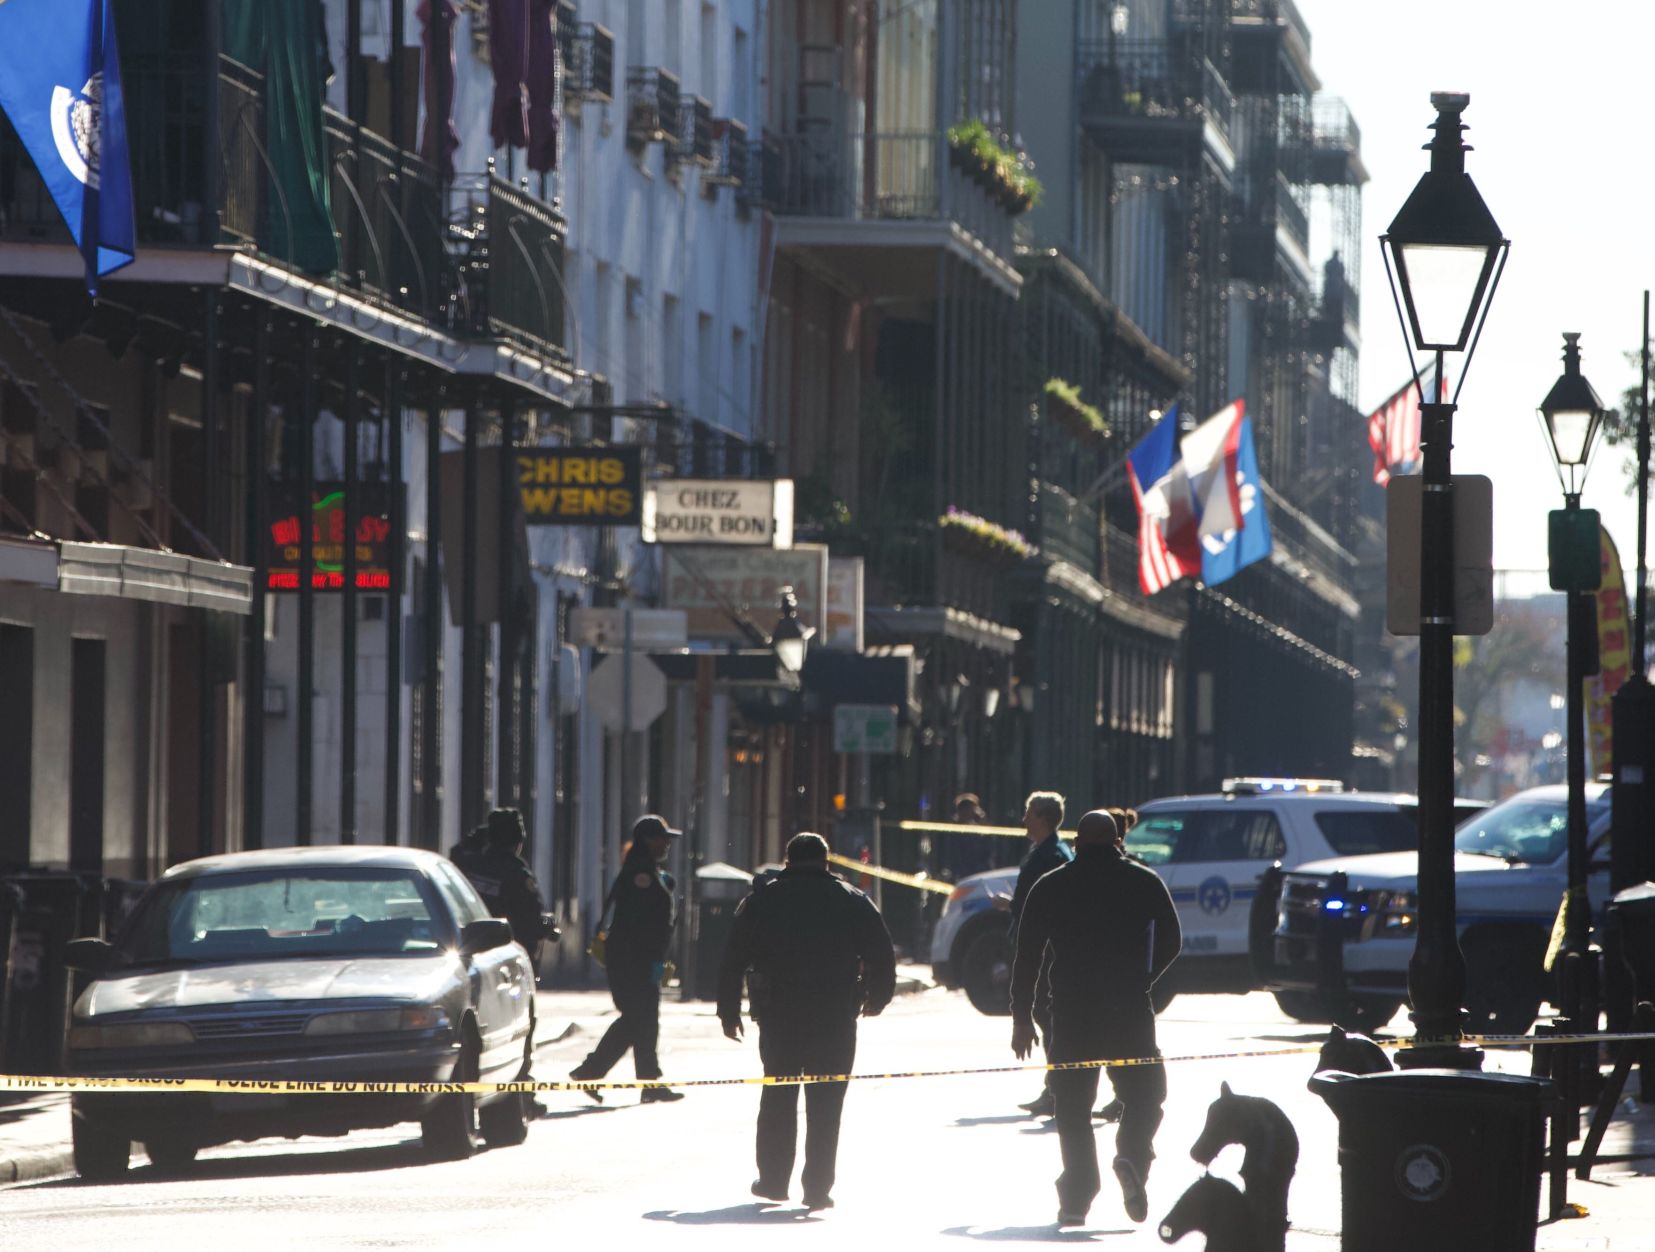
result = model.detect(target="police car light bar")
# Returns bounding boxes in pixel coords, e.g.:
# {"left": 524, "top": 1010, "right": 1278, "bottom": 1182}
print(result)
{"left": 1220, "top": 777, "right": 1346, "bottom": 796}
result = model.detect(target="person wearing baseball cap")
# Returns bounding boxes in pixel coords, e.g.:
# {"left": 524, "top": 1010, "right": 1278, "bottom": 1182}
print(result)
{"left": 570, "top": 814, "right": 685, "bottom": 1103}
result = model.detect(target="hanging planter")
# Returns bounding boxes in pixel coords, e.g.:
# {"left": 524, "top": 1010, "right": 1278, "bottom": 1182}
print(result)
{"left": 939, "top": 506, "right": 1037, "bottom": 564}
{"left": 946, "top": 119, "right": 1042, "bottom": 215}
{"left": 1043, "top": 378, "right": 1109, "bottom": 443}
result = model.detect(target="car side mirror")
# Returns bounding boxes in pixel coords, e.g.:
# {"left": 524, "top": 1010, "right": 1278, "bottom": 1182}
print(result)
{"left": 459, "top": 918, "right": 514, "bottom": 956}
{"left": 65, "top": 937, "right": 115, "bottom": 974}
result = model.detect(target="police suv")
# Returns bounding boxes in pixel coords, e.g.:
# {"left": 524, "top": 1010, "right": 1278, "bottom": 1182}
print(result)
{"left": 930, "top": 780, "right": 1468, "bottom": 1016}
{"left": 1261, "top": 782, "right": 1610, "bottom": 1036}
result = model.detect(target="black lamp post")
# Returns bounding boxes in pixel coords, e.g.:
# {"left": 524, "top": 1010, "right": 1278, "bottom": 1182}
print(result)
{"left": 1539, "top": 333, "right": 1606, "bottom": 1113}
{"left": 1381, "top": 92, "right": 1509, "bottom": 1065}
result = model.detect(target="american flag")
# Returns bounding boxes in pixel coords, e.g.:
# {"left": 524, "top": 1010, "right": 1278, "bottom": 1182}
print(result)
{"left": 1367, "top": 363, "right": 1446, "bottom": 486}
{"left": 1127, "top": 406, "right": 1200, "bottom": 596}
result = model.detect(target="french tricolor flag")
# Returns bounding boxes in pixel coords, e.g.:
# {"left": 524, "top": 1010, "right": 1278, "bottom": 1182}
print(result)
{"left": 1128, "top": 401, "right": 1246, "bottom": 596}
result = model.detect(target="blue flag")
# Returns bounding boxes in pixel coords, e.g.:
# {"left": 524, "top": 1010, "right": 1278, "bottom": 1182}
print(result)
{"left": 0, "top": 0, "right": 135, "bottom": 294}
{"left": 1200, "top": 414, "right": 1272, "bottom": 586}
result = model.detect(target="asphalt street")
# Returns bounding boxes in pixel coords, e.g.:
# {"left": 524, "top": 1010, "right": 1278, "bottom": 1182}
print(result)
{"left": 0, "top": 987, "right": 1649, "bottom": 1250}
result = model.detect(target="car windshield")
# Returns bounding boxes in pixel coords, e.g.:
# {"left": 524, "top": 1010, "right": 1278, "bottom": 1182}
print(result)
{"left": 1453, "top": 797, "right": 1608, "bottom": 864}
{"left": 119, "top": 868, "right": 446, "bottom": 967}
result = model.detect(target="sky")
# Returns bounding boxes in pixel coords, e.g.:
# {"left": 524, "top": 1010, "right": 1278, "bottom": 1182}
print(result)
{"left": 1291, "top": 0, "right": 1655, "bottom": 581}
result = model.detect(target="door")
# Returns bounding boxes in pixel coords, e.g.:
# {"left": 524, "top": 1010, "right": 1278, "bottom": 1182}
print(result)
{"left": 1132, "top": 808, "right": 1287, "bottom": 959}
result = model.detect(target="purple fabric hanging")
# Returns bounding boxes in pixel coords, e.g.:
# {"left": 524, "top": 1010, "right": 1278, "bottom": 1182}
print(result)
{"left": 526, "top": 0, "right": 560, "bottom": 173}
{"left": 418, "top": 0, "right": 460, "bottom": 180}
{"left": 489, "top": 0, "right": 530, "bottom": 151}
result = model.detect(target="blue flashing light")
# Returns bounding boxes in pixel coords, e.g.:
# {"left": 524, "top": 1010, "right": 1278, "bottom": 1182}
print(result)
{"left": 1324, "top": 898, "right": 1348, "bottom": 912}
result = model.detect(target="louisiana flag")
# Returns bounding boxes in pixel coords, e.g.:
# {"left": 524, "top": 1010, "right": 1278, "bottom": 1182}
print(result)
{"left": 0, "top": 0, "right": 135, "bottom": 294}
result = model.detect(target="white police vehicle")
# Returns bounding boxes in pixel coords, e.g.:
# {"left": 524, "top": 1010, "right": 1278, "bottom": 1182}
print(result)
{"left": 930, "top": 780, "right": 1477, "bottom": 1016}
{"left": 1263, "top": 782, "right": 1611, "bottom": 1036}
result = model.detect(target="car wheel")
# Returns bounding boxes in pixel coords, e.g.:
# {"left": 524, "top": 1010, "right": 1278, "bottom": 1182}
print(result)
{"left": 479, "top": 1093, "right": 529, "bottom": 1148}
{"left": 1340, "top": 997, "right": 1404, "bottom": 1034}
{"left": 961, "top": 926, "right": 1013, "bottom": 1017}
{"left": 1274, "top": 990, "right": 1331, "bottom": 1023}
{"left": 422, "top": 1034, "right": 479, "bottom": 1162}
{"left": 72, "top": 1116, "right": 130, "bottom": 1182}
{"left": 144, "top": 1137, "right": 199, "bottom": 1173}
{"left": 1464, "top": 930, "right": 1545, "bottom": 1037}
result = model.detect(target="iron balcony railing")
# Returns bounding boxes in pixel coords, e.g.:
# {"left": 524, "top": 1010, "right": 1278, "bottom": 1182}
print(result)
{"left": 1274, "top": 172, "right": 1309, "bottom": 252}
{"left": 653, "top": 423, "right": 775, "bottom": 481}
{"left": 1076, "top": 39, "right": 1235, "bottom": 136}
{"left": 766, "top": 130, "right": 1015, "bottom": 261}
{"left": 1037, "top": 481, "right": 1100, "bottom": 576}
{"left": 448, "top": 172, "right": 569, "bottom": 360}
{"left": 323, "top": 112, "right": 447, "bottom": 321}
{"left": 625, "top": 66, "right": 681, "bottom": 146}
{"left": 1230, "top": 0, "right": 1312, "bottom": 52}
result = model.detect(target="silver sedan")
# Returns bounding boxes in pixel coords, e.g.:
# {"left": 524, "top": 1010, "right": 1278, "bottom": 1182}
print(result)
{"left": 63, "top": 845, "right": 536, "bottom": 1179}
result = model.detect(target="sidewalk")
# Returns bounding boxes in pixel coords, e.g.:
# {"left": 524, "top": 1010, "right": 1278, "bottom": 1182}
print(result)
{"left": 0, "top": 963, "right": 937, "bottom": 1187}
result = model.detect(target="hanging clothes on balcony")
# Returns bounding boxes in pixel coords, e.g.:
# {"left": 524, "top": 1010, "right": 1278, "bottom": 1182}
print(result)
{"left": 488, "top": 0, "right": 530, "bottom": 151}
{"left": 525, "top": 0, "right": 560, "bottom": 173}
{"left": 418, "top": 0, "right": 460, "bottom": 180}
{"left": 222, "top": 0, "right": 339, "bottom": 275}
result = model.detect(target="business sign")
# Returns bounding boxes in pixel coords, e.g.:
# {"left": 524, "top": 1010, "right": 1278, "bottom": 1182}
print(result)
{"left": 517, "top": 446, "right": 642, "bottom": 525}
{"left": 660, "top": 544, "right": 828, "bottom": 643}
{"left": 266, "top": 482, "right": 394, "bottom": 592}
{"left": 825, "top": 557, "right": 864, "bottom": 652}
{"left": 641, "top": 478, "right": 794, "bottom": 547}
{"left": 567, "top": 607, "right": 688, "bottom": 650}
{"left": 834, "top": 704, "right": 899, "bottom": 754}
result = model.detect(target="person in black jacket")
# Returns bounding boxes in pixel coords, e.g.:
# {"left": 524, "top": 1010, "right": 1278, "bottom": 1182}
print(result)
{"left": 1011, "top": 809, "right": 1181, "bottom": 1228}
{"left": 717, "top": 832, "right": 896, "bottom": 1211}
{"left": 1011, "top": 791, "right": 1072, "bottom": 1117}
{"left": 464, "top": 808, "right": 558, "bottom": 964}
{"left": 570, "top": 815, "right": 684, "bottom": 1104}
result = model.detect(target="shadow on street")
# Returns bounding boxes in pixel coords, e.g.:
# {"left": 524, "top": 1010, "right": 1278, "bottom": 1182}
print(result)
{"left": 645, "top": 1204, "right": 825, "bottom": 1225}
{"left": 941, "top": 1223, "right": 1127, "bottom": 1241}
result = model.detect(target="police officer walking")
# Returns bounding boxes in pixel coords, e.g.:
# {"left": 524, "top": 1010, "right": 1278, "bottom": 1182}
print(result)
{"left": 1010, "top": 809, "right": 1181, "bottom": 1228}
{"left": 1011, "top": 791, "right": 1073, "bottom": 1118}
{"left": 570, "top": 815, "right": 685, "bottom": 1103}
{"left": 716, "top": 833, "right": 896, "bottom": 1211}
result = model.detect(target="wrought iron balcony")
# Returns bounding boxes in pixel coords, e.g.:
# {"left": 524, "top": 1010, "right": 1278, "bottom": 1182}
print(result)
{"left": 1307, "top": 96, "right": 1366, "bottom": 186}
{"left": 447, "top": 172, "right": 569, "bottom": 361}
{"left": 1076, "top": 39, "right": 1234, "bottom": 166}
{"left": 1036, "top": 482, "right": 1100, "bottom": 577}
{"left": 766, "top": 130, "right": 1015, "bottom": 264}
{"left": 702, "top": 119, "right": 750, "bottom": 194}
{"left": 559, "top": 17, "right": 616, "bottom": 110}
{"left": 625, "top": 66, "right": 681, "bottom": 148}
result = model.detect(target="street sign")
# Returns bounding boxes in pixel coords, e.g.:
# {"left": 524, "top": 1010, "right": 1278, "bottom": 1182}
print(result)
{"left": 833, "top": 704, "right": 900, "bottom": 755}
{"left": 568, "top": 607, "right": 688, "bottom": 650}
{"left": 1385, "top": 474, "right": 1494, "bottom": 636}
{"left": 585, "top": 654, "right": 669, "bottom": 732}
{"left": 1548, "top": 507, "right": 1603, "bottom": 592}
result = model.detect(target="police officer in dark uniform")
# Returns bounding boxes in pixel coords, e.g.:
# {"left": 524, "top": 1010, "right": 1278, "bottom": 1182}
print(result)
{"left": 1012, "top": 791, "right": 1072, "bottom": 1118}
{"left": 1011, "top": 809, "right": 1181, "bottom": 1228}
{"left": 449, "top": 823, "right": 488, "bottom": 875}
{"left": 465, "top": 808, "right": 559, "bottom": 963}
{"left": 716, "top": 832, "right": 896, "bottom": 1211}
{"left": 570, "top": 815, "right": 685, "bottom": 1103}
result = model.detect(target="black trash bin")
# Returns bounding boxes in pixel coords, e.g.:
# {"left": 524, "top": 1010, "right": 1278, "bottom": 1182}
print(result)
{"left": 1607, "top": 882, "right": 1655, "bottom": 1099}
{"left": 1309, "top": 1068, "right": 1554, "bottom": 1252}
{"left": 692, "top": 863, "right": 754, "bottom": 1001}
{"left": 0, "top": 872, "right": 104, "bottom": 1076}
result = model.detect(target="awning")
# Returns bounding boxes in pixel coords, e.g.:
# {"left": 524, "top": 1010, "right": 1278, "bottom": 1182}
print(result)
{"left": 864, "top": 605, "right": 1021, "bottom": 656}
{"left": 0, "top": 538, "right": 254, "bottom": 615}
{"left": 802, "top": 646, "right": 920, "bottom": 722}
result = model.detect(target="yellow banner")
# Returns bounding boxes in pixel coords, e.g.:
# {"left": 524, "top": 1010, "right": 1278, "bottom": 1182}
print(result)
{"left": 1588, "top": 525, "right": 1632, "bottom": 776}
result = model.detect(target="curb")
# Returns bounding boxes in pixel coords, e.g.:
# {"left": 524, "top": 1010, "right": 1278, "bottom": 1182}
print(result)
{"left": 0, "top": 1144, "right": 72, "bottom": 1185}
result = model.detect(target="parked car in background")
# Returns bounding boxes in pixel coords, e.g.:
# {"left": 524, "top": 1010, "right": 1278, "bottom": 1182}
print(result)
{"left": 64, "top": 846, "right": 537, "bottom": 1179}
{"left": 1263, "top": 783, "right": 1611, "bottom": 1035}
{"left": 930, "top": 779, "right": 1487, "bottom": 1016}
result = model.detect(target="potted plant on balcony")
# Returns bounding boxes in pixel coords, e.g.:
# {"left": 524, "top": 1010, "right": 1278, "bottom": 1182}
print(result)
{"left": 939, "top": 505, "right": 1037, "bottom": 566}
{"left": 1042, "top": 378, "right": 1109, "bottom": 444}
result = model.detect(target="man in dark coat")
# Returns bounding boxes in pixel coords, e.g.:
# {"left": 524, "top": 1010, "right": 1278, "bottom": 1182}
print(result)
{"left": 717, "top": 832, "right": 896, "bottom": 1211}
{"left": 1011, "top": 809, "right": 1181, "bottom": 1228}
{"left": 465, "top": 808, "right": 558, "bottom": 963}
{"left": 1011, "top": 791, "right": 1072, "bottom": 1117}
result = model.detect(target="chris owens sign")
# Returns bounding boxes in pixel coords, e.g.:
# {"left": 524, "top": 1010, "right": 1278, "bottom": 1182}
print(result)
{"left": 642, "top": 479, "right": 794, "bottom": 546}
{"left": 517, "top": 447, "right": 642, "bottom": 525}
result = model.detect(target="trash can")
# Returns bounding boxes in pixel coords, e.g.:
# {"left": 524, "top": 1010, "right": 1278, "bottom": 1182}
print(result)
{"left": 692, "top": 862, "right": 754, "bottom": 1001}
{"left": 1607, "top": 882, "right": 1655, "bottom": 1100}
{"left": 1309, "top": 1068, "right": 1553, "bottom": 1251}
{"left": 0, "top": 872, "right": 103, "bottom": 1076}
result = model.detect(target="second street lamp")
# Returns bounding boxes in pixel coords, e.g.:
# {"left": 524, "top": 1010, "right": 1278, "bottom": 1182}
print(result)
{"left": 1381, "top": 91, "right": 1509, "bottom": 1065}
{"left": 1539, "top": 331, "right": 1606, "bottom": 1121}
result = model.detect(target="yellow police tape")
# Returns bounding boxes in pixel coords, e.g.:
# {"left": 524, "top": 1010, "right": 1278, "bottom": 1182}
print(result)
{"left": 3, "top": 1031, "right": 1648, "bottom": 1096}
{"left": 825, "top": 851, "right": 955, "bottom": 895}
{"left": 898, "top": 820, "right": 1068, "bottom": 840}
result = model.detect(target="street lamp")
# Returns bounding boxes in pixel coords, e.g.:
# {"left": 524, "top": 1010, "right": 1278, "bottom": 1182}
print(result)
{"left": 770, "top": 586, "right": 814, "bottom": 675}
{"left": 1381, "top": 91, "right": 1508, "bottom": 1064}
{"left": 1539, "top": 332, "right": 1606, "bottom": 1105}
